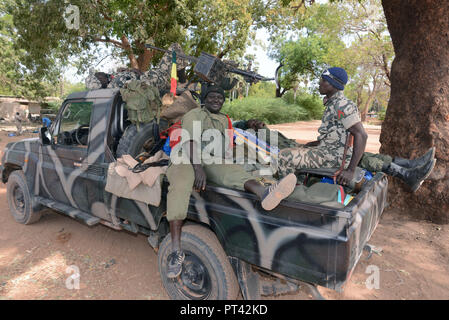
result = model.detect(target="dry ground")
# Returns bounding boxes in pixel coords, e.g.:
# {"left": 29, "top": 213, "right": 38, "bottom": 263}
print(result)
{"left": 0, "top": 121, "right": 448, "bottom": 300}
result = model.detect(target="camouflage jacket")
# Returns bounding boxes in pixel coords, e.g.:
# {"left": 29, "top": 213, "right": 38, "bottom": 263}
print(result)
{"left": 317, "top": 91, "right": 361, "bottom": 158}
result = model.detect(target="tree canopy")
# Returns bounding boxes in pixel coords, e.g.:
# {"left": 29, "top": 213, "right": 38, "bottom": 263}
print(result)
{"left": 7, "top": 0, "right": 296, "bottom": 76}
{"left": 269, "top": 0, "right": 393, "bottom": 119}
{"left": 0, "top": 1, "right": 60, "bottom": 99}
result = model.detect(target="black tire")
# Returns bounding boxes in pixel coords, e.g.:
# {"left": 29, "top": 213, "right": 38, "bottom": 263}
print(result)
{"left": 158, "top": 224, "right": 240, "bottom": 300}
{"left": 6, "top": 170, "right": 42, "bottom": 225}
{"left": 116, "top": 120, "right": 168, "bottom": 158}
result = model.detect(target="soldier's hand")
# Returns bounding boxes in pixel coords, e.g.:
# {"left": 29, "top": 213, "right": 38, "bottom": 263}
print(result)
{"left": 336, "top": 169, "right": 355, "bottom": 186}
{"left": 193, "top": 164, "right": 207, "bottom": 191}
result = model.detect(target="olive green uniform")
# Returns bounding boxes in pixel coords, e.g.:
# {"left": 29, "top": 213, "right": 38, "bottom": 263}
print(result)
{"left": 166, "top": 108, "right": 257, "bottom": 222}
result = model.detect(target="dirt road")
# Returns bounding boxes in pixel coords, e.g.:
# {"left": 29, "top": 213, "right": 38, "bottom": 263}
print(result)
{"left": 0, "top": 122, "right": 448, "bottom": 300}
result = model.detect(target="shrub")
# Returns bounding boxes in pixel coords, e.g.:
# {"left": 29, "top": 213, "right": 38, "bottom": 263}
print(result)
{"left": 296, "top": 94, "right": 324, "bottom": 120}
{"left": 222, "top": 97, "right": 308, "bottom": 124}
{"left": 248, "top": 82, "right": 277, "bottom": 98}
{"left": 378, "top": 108, "right": 387, "bottom": 121}
{"left": 282, "top": 91, "right": 324, "bottom": 120}
{"left": 45, "top": 101, "right": 62, "bottom": 112}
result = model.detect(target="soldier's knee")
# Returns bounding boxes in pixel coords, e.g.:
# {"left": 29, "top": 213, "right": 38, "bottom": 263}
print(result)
{"left": 167, "top": 164, "right": 194, "bottom": 192}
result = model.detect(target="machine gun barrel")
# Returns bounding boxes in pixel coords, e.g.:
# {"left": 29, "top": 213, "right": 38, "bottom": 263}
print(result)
{"left": 229, "top": 68, "right": 275, "bottom": 82}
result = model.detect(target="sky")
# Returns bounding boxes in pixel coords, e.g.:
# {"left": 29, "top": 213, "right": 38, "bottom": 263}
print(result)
{"left": 246, "top": 29, "right": 279, "bottom": 79}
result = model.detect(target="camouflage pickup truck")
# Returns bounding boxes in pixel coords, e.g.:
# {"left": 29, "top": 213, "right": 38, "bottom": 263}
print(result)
{"left": 0, "top": 88, "right": 388, "bottom": 300}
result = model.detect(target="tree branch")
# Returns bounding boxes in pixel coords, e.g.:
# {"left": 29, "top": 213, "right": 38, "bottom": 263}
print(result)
{"left": 121, "top": 35, "right": 139, "bottom": 69}
{"left": 93, "top": 37, "right": 124, "bottom": 48}
{"left": 95, "top": 0, "right": 113, "bottom": 22}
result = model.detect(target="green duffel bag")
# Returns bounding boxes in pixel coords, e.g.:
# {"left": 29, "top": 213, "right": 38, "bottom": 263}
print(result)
{"left": 287, "top": 182, "right": 348, "bottom": 208}
{"left": 120, "top": 80, "right": 162, "bottom": 130}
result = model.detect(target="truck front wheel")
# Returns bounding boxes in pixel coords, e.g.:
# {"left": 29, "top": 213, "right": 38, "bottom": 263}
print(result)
{"left": 158, "top": 224, "right": 240, "bottom": 300}
{"left": 6, "top": 170, "right": 42, "bottom": 225}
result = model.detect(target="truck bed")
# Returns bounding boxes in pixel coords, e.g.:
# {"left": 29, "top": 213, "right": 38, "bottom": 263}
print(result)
{"left": 184, "top": 173, "right": 388, "bottom": 291}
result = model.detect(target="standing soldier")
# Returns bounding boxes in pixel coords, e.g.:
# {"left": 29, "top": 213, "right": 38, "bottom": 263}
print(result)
{"left": 141, "top": 43, "right": 189, "bottom": 92}
{"left": 14, "top": 112, "right": 23, "bottom": 136}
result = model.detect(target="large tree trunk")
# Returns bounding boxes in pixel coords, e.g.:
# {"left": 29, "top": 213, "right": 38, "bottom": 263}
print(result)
{"left": 380, "top": 0, "right": 449, "bottom": 223}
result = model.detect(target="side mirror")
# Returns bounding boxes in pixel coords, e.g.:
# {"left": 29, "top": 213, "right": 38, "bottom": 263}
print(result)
{"left": 39, "top": 127, "right": 52, "bottom": 145}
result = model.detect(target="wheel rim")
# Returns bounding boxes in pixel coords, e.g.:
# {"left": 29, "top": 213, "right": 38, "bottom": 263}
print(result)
{"left": 12, "top": 184, "right": 26, "bottom": 217}
{"left": 172, "top": 251, "right": 212, "bottom": 300}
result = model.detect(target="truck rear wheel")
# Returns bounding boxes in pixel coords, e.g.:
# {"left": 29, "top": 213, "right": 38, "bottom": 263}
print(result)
{"left": 6, "top": 170, "right": 42, "bottom": 225}
{"left": 158, "top": 224, "right": 240, "bottom": 300}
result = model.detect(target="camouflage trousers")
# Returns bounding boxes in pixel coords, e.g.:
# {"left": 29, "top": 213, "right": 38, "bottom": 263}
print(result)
{"left": 359, "top": 152, "right": 392, "bottom": 172}
{"left": 277, "top": 146, "right": 345, "bottom": 178}
{"left": 277, "top": 148, "right": 393, "bottom": 178}
{"left": 267, "top": 129, "right": 301, "bottom": 150}
{"left": 166, "top": 162, "right": 258, "bottom": 221}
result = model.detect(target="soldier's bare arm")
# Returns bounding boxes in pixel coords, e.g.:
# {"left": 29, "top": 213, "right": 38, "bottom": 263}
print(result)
{"left": 187, "top": 140, "right": 207, "bottom": 191}
{"left": 337, "top": 122, "right": 368, "bottom": 185}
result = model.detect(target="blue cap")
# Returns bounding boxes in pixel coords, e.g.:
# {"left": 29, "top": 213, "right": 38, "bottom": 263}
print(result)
{"left": 322, "top": 67, "right": 348, "bottom": 90}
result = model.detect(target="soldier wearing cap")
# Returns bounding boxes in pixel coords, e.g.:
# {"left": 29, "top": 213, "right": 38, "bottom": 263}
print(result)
{"left": 277, "top": 67, "right": 435, "bottom": 192}
{"left": 164, "top": 85, "right": 298, "bottom": 279}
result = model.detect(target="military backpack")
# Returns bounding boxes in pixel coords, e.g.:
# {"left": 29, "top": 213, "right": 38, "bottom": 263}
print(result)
{"left": 120, "top": 80, "right": 162, "bottom": 131}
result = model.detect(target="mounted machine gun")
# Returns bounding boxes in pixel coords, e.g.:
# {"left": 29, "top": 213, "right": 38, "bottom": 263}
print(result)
{"left": 145, "top": 44, "right": 274, "bottom": 100}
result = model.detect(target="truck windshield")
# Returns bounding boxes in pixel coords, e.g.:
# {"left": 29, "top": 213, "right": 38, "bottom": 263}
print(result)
{"left": 60, "top": 102, "right": 93, "bottom": 132}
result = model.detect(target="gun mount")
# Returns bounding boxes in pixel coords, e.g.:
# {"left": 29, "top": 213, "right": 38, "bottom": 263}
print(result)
{"left": 145, "top": 44, "right": 274, "bottom": 85}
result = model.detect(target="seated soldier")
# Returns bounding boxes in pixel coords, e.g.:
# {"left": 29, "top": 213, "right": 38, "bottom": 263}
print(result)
{"left": 276, "top": 67, "right": 435, "bottom": 193}
{"left": 232, "top": 119, "right": 300, "bottom": 150}
{"left": 165, "top": 85, "right": 297, "bottom": 278}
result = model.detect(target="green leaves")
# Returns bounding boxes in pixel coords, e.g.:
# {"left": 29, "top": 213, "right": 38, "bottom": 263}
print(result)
{"left": 6, "top": 0, "right": 290, "bottom": 86}
{"left": 270, "top": 0, "right": 393, "bottom": 109}
{"left": 222, "top": 97, "right": 309, "bottom": 124}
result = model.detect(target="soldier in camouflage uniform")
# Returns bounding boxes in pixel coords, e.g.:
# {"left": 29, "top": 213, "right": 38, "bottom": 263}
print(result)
{"left": 141, "top": 43, "right": 189, "bottom": 92}
{"left": 108, "top": 68, "right": 143, "bottom": 89}
{"left": 277, "top": 67, "right": 436, "bottom": 192}
{"left": 85, "top": 43, "right": 188, "bottom": 91}
{"left": 85, "top": 68, "right": 103, "bottom": 90}
{"left": 277, "top": 68, "right": 362, "bottom": 181}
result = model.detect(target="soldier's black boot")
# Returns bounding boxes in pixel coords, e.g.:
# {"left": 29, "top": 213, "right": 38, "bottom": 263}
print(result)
{"left": 382, "top": 159, "right": 436, "bottom": 192}
{"left": 393, "top": 147, "right": 435, "bottom": 169}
